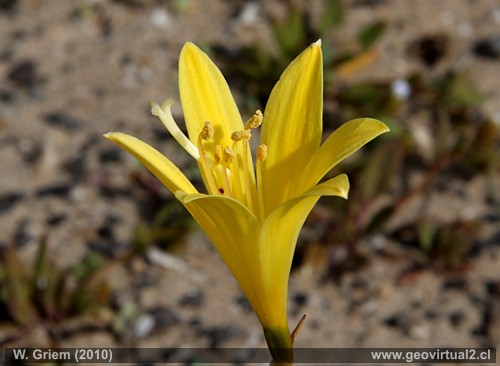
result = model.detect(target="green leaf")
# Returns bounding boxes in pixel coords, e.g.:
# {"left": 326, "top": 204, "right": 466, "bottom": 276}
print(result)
{"left": 272, "top": 11, "right": 306, "bottom": 59}
{"left": 417, "top": 219, "right": 437, "bottom": 252}
{"left": 31, "top": 236, "right": 47, "bottom": 293}
{"left": 320, "top": 0, "right": 344, "bottom": 34}
{"left": 0, "top": 248, "right": 38, "bottom": 325}
{"left": 358, "top": 21, "right": 386, "bottom": 50}
{"left": 71, "top": 252, "right": 104, "bottom": 279}
{"left": 133, "top": 223, "right": 151, "bottom": 255}
{"left": 444, "top": 72, "right": 485, "bottom": 107}
{"left": 359, "top": 142, "right": 400, "bottom": 201}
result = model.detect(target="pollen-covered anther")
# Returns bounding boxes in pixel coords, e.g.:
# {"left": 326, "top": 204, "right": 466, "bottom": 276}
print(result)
{"left": 223, "top": 146, "right": 236, "bottom": 164}
{"left": 231, "top": 130, "right": 252, "bottom": 142}
{"left": 221, "top": 146, "right": 236, "bottom": 198}
{"left": 244, "top": 109, "right": 263, "bottom": 129}
{"left": 200, "top": 121, "right": 214, "bottom": 140}
{"left": 257, "top": 144, "right": 268, "bottom": 161}
{"left": 196, "top": 120, "right": 218, "bottom": 194}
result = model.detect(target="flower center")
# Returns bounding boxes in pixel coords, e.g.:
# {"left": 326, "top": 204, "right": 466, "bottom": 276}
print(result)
{"left": 150, "top": 101, "right": 267, "bottom": 219}
{"left": 196, "top": 110, "right": 266, "bottom": 217}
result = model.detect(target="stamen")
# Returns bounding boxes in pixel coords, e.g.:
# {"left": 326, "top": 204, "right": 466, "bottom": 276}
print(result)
{"left": 231, "top": 130, "right": 252, "bottom": 142}
{"left": 233, "top": 133, "right": 256, "bottom": 212}
{"left": 214, "top": 144, "right": 223, "bottom": 165}
{"left": 257, "top": 144, "right": 268, "bottom": 161}
{"left": 223, "top": 146, "right": 236, "bottom": 164}
{"left": 230, "top": 129, "right": 253, "bottom": 205}
{"left": 244, "top": 109, "right": 263, "bottom": 130}
{"left": 197, "top": 123, "right": 219, "bottom": 195}
{"left": 150, "top": 100, "right": 200, "bottom": 159}
{"left": 201, "top": 120, "right": 214, "bottom": 140}
{"left": 230, "top": 141, "right": 243, "bottom": 201}
{"left": 256, "top": 144, "right": 267, "bottom": 220}
{"left": 222, "top": 147, "right": 235, "bottom": 197}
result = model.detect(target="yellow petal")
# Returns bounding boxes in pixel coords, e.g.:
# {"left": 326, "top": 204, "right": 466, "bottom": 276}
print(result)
{"left": 179, "top": 42, "right": 243, "bottom": 150}
{"left": 259, "top": 195, "right": 319, "bottom": 329}
{"left": 300, "top": 173, "right": 350, "bottom": 199}
{"left": 300, "top": 118, "right": 389, "bottom": 190}
{"left": 258, "top": 173, "right": 349, "bottom": 329}
{"left": 175, "top": 192, "right": 269, "bottom": 323}
{"left": 104, "top": 132, "right": 197, "bottom": 195}
{"left": 260, "top": 41, "right": 323, "bottom": 214}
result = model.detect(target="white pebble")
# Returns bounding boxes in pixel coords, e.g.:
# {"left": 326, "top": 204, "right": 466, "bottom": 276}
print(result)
{"left": 134, "top": 314, "right": 155, "bottom": 338}
{"left": 391, "top": 78, "right": 411, "bottom": 100}
{"left": 239, "top": 1, "right": 260, "bottom": 24}
{"left": 150, "top": 8, "right": 171, "bottom": 29}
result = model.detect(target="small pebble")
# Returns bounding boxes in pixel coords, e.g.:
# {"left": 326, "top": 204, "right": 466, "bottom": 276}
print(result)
{"left": 473, "top": 36, "right": 500, "bottom": 59}
{"left": 391, "top": 78, "right": 411, "bottom": 100}
{"left": 8, "top": 60, "right": 38, "bottom": 89}
{"left": 0, "top": 191, "right": 24, "bottom": 213}
{"left": 134, "top": 313, "right": 155, "bottom": 338}
{"left": 42, "top": 111, "right": 82, "bottom": 131}
{"left": 179, "top": 289, "right": 204, "bottom": 308}
{"left": 36, "top": 183, "right": 72, "bottom": 197}
{"left": 150, "top": 8, "right": 171, "bottom": 29}
{"left": 239, "top": 1, "right": 260, "bottom": 24}
{"left": 410, "top": 324, "right": 430, "bottom": 340}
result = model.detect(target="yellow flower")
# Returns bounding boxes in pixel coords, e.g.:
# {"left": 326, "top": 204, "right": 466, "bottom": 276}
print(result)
{"left": 105, "top": 41, "right": 388, "bottom": 355}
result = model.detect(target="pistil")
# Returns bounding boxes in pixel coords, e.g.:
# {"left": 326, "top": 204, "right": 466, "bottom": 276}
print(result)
{"left": 150, "top": 100, "right": 199, "bottom": 159}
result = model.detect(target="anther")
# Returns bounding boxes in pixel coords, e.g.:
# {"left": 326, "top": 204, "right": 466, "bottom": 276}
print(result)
{"left": 197, "top": 122, "right": 218, "bottom": 195}
{"left": 231, "top": 130, "right": 252, "bottom": 142}
{"left": 223, "top": 146, "right": 236, "bottom": 164}
{"left": 244, "top": 110, "right": 263, "bottom": 129}
{"left": 221, "top": 146, "right": 235, "bottom": 197}
{"left": 201, "top": 121, "right": 214, "bottom": 140}
{"left": 257, "top": 144, "right": 267, "bottom": 161}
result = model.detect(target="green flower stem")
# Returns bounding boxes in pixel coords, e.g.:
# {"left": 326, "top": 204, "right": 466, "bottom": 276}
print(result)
{"left": 264, "top": 326, "right": 293, "bottom": 364}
